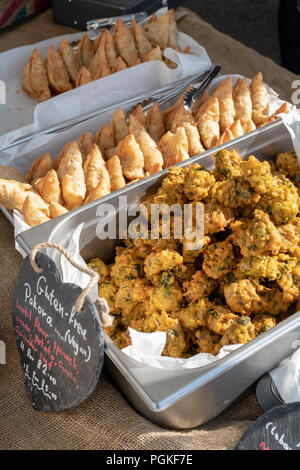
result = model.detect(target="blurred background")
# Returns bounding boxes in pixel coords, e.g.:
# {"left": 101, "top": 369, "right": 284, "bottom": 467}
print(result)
{"left": 0, "top": 0, "right": 299, "bottom": 73}
{"left": 189, "top": 0, "right": 280, "bottom": 64}
{"left": 190, "top": 0, "right": 300, "bottom": 74}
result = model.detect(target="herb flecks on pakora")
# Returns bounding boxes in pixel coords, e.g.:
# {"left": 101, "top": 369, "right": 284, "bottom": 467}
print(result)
{"left": 88, "top": 149, "right": 300, "bottom": 358}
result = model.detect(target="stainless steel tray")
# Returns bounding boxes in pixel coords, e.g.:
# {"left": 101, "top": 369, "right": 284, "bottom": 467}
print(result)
{"left": 15, "top": 119, "right": 300, "bottom": 429}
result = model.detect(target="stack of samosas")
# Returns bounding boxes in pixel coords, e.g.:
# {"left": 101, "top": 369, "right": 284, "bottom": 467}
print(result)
{"left": 0, "top": 73, "right": 289, "bottom": 227}
{"left": 21, "top": 10, "right": 190, "bottom": 102}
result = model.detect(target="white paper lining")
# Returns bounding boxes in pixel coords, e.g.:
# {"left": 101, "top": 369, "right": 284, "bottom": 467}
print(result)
{"left": 270, "top": 341, "right": 300, "bottom": 403}
{"left": 0, "top": 8, "right": 211, "bottom": 149}
{"left": 8, "top": 75, "right": 300, "bottom": 371}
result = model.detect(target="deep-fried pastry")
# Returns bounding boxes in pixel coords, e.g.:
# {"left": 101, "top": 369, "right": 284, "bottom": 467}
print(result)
{"left": 234, "top": 77, "right": 252, "bottom": 124}
{"left": 112, "top": 56, "right": 127, "bottom": 73}
{"left": 21, "top": 48, "right": 51, "bottom": 102}
{"left": 106, "top": 155, "right": 126, "bottom": 191}
{"left": 23, "top": 193, "right": 50, "bottom": 227}
{"left": 83, "top": 143, "right": 110, "bottom": 195}
{"left": 76, "top": 66, "right": 92, "bottom": 87}
{"left": 94, "top": 123, "right": 115, "bottom": 153}
{"left": 146, "top": 102, "right": 165, "bottom": 142}
{"left": 128, "top": 115, "right": 163, "bottom": 174}
{"left": 167, "top": 10, "right": 178, "bottom": 48}
{"left": 0, "top": 179, "right": 33, "bottom": 211}
{"left": 131, "top": 19, "right": 153, "bottom": 60}
{"left": 26, "top": 153, "right": 53, "bottom": 183}
{"left": 251, "top": 72, "right": 270, "bottom": 126}
{"left": 78, "top": 33, "right": 95, "bottom": 68}
{"left": 213, "top": 76, "right": 235, "bottom": 132}
{"left": 114, "top": 18, "right": 138, "bottom": 67}
{"left": 45, "top": 45, "right": 72, "bottom": 94}
{"left": 144, "top": 11, "right": 170, "bottom": 49}
{"left": 112, "top": 108, "right": 128, "bottom": 145}
{"left": 0, "top": 166, "right": 27, "bottom": 183}
{"left": 144, "top": 46, "right": 163, "bottom": 62}
{"left": 159, "top": 127, "right": 190, "bottom": 167}
{"left": 60, "top": 37, "right": 81, "bottom": 84}
{"left": 33, "top": 169, "right": 62, "bottom": 204}
{"left": 57, "top": 141, "right": 86, "bottom": 210}
{"left": 117, "top": 134, "right": 144, "bottom": 180}
{"left": 197, "top": 97, "right": 220, "bottom": 149}
{"left": 103, "top": 29, "right": 117, "bottom": 68}
{"left": 49, "top": 201, "right": 68, "bottom": 218}
{"left": 78, "top": 132, "right": 93, "bottom": 162}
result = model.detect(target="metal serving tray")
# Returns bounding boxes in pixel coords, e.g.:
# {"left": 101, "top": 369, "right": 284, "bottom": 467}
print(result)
{"left": 14, "top": 118, "right": 300, "bottom": 428}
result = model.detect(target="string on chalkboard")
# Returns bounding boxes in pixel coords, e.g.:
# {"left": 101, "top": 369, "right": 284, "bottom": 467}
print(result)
{"left": 30, "top": 242, "right": 113, "bottom": 327}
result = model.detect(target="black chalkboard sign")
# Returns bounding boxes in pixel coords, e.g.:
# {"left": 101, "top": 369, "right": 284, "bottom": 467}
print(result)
{"left": 12, "top": 252, "right": 104, "bottom": 411}
{"left": 236, "top": 403, "right": 300, "bottom": 450}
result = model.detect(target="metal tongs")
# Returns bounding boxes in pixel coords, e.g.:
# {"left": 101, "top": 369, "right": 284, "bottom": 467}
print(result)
{"left": 0, "top": 68, "right": 210, "bottom": 152}
{"left": 87, "top": 12, "right": 148, "bottom": 37}
{"left": 183, "top": 64, "right": 221, "bottom": 112}
{"left": 86, "top": 7, "right": 187, "bottom": 40}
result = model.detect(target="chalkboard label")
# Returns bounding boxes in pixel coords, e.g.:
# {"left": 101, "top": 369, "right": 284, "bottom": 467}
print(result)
{"left": 236, "top": 403, "right": 300, "bottom": 450}
{"left": 12, "top": 252, "right": 104, "bottom": 411}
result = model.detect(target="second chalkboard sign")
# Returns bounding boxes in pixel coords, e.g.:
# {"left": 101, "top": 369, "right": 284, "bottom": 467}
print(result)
{"left": 236, "top": 403, "right": 300, "bottom": 450}
{"left": 12, "top": 251, "right": 104, "bottom": 411}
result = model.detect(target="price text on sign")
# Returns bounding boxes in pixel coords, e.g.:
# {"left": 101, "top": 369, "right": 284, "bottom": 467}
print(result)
{"left": 12, "top": 252, "right": 104, "bottom": 411}
{"left": 236, "top": 403, "right": 300, "bottom": 450}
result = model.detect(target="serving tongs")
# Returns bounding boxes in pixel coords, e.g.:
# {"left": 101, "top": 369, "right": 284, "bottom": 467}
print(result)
{"left": 183, "top": 64, "right": 221, "bottom": 112}
{"left": 0, "top": 67, "right": 215, "bottom": 152}
{"left": 86, "top": 6, "right": 187, "bottom": 40}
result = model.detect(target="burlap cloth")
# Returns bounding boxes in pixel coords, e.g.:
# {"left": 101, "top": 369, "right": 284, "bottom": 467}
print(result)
{"left": 0, "top": 8, "right": 297, "bottom": 451}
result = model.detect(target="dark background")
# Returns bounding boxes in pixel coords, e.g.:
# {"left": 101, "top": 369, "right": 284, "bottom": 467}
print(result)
{"left": 188, "top": 0, "right": 280, "bottom": 64}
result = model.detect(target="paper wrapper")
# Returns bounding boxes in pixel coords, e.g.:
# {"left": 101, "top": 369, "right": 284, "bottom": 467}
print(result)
{"left": 0, "top": 8, "right": 211, "bottom": 149}
{"left": 9, "top": 76, "right": 300, "bottom": 371}
{"left": 270, "top": 341, "right": 300, "bottom": 403}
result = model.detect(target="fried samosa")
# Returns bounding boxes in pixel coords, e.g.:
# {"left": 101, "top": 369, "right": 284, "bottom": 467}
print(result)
{"left": 33, "top": 169, "right": 62, "bottom": 204}
{"left": 21, "top": 48, "right": 51, "bottom": 102}
{"left": 250, "top": 72, "right": 270, "bottom": 126}
{"left": 197, "top": 97, "right": 220, "bottom": 149}
{"left": 106, "top": 155, "right": 126, "bottom": 191}
{"left": 23, "top": 193, "right": 50, "bottom": 227}
{"left": 117, "top": 134, "right": 144, "bottom": 180}
{"left": 26, "top": 153, "right": 53, "bottom": 183}
{"left": 114, "top": 18, "right": 138, "bottom": 67}
{"left": 0, "top": 179, "right": 33, "bottom": 211}
{"left": 58, "top": 141, "right": 86, "bottom": 210}
{"left": 60, "top": 37, "right": 81, "bottom": 84}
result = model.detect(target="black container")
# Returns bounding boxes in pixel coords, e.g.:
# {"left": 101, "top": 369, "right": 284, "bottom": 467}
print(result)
{"left": 52, "top": 0, "right": 175, "bottom": 30}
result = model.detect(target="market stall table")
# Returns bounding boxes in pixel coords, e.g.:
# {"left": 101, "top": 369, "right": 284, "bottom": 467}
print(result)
{"left": 0, "top": 8, "right": 297, "bottom": 450}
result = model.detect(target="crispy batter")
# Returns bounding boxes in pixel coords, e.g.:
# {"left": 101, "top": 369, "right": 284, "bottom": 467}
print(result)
{"left": 90, "top": 150, "right": 300, "bottom": 358}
